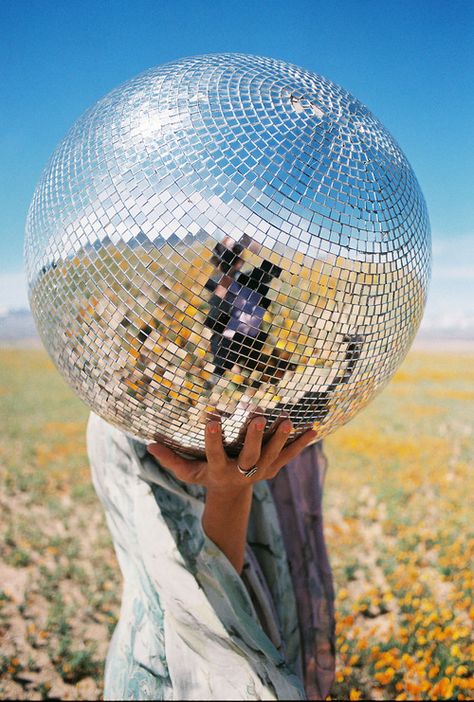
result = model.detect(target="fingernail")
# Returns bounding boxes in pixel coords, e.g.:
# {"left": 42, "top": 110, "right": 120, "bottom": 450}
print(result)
{"left": 282, "top": 422, "right": 293, "bottom": 434}
{"left": 255, "top": 419, "right": 266, "bottom": 431}
{"left": 207, "top": 421, "right": 220, "bottom": 434}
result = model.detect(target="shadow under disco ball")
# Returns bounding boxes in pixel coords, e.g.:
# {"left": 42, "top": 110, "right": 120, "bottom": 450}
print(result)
{"left": 24, "top": 53, "right": 431, "bottom": 457}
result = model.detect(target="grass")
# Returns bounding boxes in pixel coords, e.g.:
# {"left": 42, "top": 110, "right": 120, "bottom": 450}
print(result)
{"left": 0, "top": 347, "right": 473, "bottom": 700}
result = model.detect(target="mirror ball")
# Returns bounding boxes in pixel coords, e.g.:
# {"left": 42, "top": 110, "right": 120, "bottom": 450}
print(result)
{"left": 24, "top": 53, "right": 431, "bottom": 456}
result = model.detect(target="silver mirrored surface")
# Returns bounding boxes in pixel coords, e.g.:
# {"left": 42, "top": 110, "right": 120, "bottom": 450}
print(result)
{"left": 24, "top": 53, "right": 431, "bottom": 456}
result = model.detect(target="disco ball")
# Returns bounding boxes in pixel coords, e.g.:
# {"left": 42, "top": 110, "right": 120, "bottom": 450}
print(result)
{"left": 24, "top": 53, "right": 431, "bottom": 456}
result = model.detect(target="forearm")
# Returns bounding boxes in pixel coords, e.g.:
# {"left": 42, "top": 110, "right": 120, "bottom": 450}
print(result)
{"left": 150, "top": 416, "right": 313, "bottom": 574}
{"left": 202, "top": 485, "right": 253, "bottom": 575}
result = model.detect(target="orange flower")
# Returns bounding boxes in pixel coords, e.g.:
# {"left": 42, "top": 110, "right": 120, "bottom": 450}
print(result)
{"left": 374, "top": 667, "right": 395, "bottom": 685}
{"left": 431, "top": 677, "right": 454, "bottom": 699}
{"left": 456, "top": 665, "right": 469, "bottom": 676}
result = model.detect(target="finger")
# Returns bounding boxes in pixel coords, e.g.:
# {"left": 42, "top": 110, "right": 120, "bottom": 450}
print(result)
{"left": 237, "top": 415, "right": 266, "bottom": 470}
{"left": 269, "top": 429, "right": 317, "bottom": 472}
{"left": 234, "top": 406, "right": 264, "bottom": 445}
{"left": 264, "top": 412, "right": 289, "bottom": 437}
{"left": 147, "top": 442, "right": 202, "bottom": 483}
{"left": 259, "top": 418, "right": 293, "bottom": 467}
{"left": 204, "top": 421, "right": 227, "bottom": 467}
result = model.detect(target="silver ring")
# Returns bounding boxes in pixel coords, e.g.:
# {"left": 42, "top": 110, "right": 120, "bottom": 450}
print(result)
{"left": 236, "top": 463, "right": 260, "bottom": 478}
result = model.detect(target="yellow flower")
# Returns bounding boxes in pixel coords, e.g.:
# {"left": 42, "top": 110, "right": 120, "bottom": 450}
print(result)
{"left": 450, "top": 643, "right": 462, "bottom": 658}
{"left": 456, "top": 665, "right": 469, "bottom": 676}
{"left": 349, "top": 690, "right": 362, "bottom": 701}
{"left": 441, "top": 608, "right": 453, "bottom": 622}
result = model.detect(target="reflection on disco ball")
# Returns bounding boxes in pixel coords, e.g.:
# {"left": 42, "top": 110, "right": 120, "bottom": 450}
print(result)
{"left": 24, "top": 54, "right": 431, "bottom": 456}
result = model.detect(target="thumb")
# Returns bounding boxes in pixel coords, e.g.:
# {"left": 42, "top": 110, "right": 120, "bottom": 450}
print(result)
{"left": 147, "top": 442, "right": 202, "bottom": 484}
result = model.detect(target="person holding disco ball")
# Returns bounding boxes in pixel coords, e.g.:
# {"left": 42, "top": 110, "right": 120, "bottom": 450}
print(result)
{"left": 25, "top": 54, "right": 430, "bottom": 700}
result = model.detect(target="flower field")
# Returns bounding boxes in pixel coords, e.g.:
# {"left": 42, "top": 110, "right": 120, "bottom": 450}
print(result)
{"left": 0, "top": 347, "right": 473, "bottom": 700}
{"left": 324, "top": 351, "right": 474, "bottom": 700}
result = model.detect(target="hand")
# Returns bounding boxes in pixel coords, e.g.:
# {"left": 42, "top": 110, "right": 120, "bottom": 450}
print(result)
{"left": 146, "top": 416, "right": 317, "bottom": 495}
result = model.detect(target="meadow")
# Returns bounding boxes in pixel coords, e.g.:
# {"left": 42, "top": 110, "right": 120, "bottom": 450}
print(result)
{"left": 0, "top": 347, "right": 472, "bottom": 700}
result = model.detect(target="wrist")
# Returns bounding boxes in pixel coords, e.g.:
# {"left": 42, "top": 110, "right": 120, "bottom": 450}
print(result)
{"left": 205, "top": 482, "right": 253, "bottom": 501}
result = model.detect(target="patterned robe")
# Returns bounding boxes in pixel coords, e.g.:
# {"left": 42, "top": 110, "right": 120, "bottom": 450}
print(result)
{"left": 87, "top": 412, "right": 335, "bottom": 700}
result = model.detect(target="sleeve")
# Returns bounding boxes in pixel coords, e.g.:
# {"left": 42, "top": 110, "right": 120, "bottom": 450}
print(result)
{"left": 86, "top": 412, "right": 172, "bottom": 700}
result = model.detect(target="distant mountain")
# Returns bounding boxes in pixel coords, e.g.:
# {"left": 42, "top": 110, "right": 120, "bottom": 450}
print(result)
{"left": 0, "top": 306, "right": 473, "bottom": 347}
{"left": 0, "top": 308, "right": 40, "bottom": 345}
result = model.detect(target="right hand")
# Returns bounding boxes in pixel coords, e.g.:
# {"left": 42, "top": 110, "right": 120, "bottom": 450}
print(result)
{"left": 147, "top": 416, "right": 316, "bottom": 495}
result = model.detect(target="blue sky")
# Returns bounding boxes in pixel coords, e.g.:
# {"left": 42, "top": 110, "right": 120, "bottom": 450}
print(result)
{"left": 0, "top": 0, "right": 472, "bottom": 327}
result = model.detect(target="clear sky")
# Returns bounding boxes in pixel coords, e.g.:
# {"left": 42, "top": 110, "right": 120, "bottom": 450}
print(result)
{"left": 0, "top": 0, "right": 472, "bottom": 327}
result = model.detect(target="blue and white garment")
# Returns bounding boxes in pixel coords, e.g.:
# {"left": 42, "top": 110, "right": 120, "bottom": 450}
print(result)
{"left": 87, "top": 412, "right": 335, "bottom": 700}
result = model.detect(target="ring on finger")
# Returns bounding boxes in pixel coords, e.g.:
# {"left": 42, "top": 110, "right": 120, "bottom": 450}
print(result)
{"left": 236, "top": 463, "right": 261, "bottom": 478}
